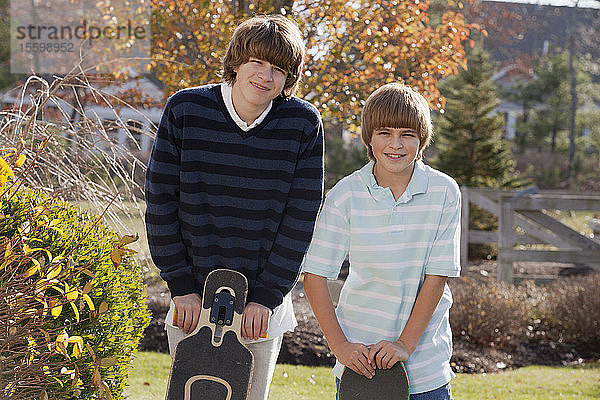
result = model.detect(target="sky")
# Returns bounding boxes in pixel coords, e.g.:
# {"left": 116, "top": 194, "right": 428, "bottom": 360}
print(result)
{"left": 483, "top": 0, "right": 600, "bottom": 9}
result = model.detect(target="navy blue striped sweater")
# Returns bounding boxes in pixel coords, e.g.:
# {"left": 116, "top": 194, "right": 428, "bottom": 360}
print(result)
{"left": 145, "top": 84, "right": 324, "bottom": 309}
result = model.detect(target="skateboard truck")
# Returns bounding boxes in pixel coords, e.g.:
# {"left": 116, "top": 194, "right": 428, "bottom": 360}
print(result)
{"left": 210, "top": 289, "right": 235, "bottom": 326}
{"left": 166, "top": 269, "right": 254, "bottom": 400}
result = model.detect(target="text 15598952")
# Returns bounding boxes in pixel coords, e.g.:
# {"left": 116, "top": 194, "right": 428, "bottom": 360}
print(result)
{"left": 19, "top": 42, "right": 75, "bottom": 53}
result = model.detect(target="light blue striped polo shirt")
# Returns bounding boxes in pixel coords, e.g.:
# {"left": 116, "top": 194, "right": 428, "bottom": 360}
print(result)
{"left": 302, "top": 160, "right": 461, "bottom": 394}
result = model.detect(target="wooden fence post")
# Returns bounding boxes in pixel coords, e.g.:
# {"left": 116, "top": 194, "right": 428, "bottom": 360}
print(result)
{"left": 460, "top": 186, "right": 469, "bottom": 269}
{"left": 498, "top": 195, "right": 514, "bottom": 283}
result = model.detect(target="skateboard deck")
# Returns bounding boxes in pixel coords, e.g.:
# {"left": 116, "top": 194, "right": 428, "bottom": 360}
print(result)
{"left": 339, "top": 361, "right": 409, "bottom": 400}
{"left": 165, "top": 269, "right": 254, "bottom": 400}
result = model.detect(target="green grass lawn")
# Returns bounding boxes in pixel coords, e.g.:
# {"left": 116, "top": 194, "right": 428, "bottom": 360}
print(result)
{"left": 546, "top": 210, "right": 596, "bottom": 238}
{"left": 452, "top": 363, "right": 600, "bottom": 399}
{"left": 124, "top": 352, "right": 600, "bottom": 400}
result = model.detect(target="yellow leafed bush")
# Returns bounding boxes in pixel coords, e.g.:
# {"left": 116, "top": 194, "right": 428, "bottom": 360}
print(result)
{"left": 0, "top": 170, "right": 151, "bottom": 399}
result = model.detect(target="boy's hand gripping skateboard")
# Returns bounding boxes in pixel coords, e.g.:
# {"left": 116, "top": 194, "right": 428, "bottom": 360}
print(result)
{"left": 339, "top": 360, "right": 409, "bottom": 400}
{"left": 165, "top": 269, "right": 254, "bottom": 400}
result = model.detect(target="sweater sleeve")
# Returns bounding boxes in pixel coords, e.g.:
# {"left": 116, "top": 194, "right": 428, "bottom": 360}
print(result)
{"left": 248, "top": 120, "right": 325, "bottom": 309}
{"left": 145, "top": 97, "right": 197, "bottom": 297}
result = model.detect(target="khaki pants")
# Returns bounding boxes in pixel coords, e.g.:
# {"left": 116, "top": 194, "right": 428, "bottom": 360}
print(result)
{"left": 166, "top": 325, "right": 283, "bottom": 400}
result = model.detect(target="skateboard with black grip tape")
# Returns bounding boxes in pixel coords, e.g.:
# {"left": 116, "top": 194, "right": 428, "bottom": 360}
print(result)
{"left": 165, "top": 269, "right": 254, "bottom": 400}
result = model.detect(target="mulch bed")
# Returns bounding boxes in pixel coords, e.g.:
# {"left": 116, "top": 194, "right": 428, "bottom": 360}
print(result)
{"left": 141, "top": 267, "right": 599, "bottom": 374}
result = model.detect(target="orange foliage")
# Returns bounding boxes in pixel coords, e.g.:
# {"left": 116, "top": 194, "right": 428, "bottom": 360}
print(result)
{"left": 150, "top": 0, "right": 476, "bottom": 125}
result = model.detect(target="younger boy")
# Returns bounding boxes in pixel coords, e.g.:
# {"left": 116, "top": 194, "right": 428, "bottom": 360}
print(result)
{"left": 145, "top": 15, "right": 323, "bottom": 400}
{"left": 303, "top": 83, "right": 460, "bottom": 399}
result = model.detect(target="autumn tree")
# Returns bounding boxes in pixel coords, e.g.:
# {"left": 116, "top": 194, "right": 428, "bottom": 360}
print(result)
{"left": 150, "top": 0, "right": 475, "bottom": 127}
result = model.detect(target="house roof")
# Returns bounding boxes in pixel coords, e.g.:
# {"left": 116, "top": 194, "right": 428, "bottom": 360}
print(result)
{"left": 478, "top": 0, "right": 600, "bottom": 64}
{"left": 484, "top": 0, "right": 600, "bottom": 9}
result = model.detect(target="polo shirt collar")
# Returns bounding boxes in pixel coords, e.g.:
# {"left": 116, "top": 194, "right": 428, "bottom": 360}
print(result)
{"left": 359, "top": 159, "right": 429, "bottom": 203}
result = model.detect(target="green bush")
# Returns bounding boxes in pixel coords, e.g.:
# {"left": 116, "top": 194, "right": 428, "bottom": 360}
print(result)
{"left": 0, "top": 183, "right": 151, "bottom": 400}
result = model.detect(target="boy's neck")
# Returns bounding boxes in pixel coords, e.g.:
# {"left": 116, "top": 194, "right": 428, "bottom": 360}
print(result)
{"left": 231, "top": 85, "right": 268, "bottom": 126}
{"left": 372, "top": 162, "right": 415, "bottom": 201}
{"left": 232, "top": 100, "right": 264, "bottom": 126}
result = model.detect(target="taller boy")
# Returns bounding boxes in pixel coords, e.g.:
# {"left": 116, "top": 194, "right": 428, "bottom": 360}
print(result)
{"left": 145, "top": 15, "right": 324, "bottom": 400}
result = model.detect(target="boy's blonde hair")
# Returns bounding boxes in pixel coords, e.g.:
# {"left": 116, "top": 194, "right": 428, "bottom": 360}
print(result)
{"left": 361, "top": 83, "right": 433, "bottom": 160}
{"left": 221, "top": 15, "right": 305, "bottom": 99}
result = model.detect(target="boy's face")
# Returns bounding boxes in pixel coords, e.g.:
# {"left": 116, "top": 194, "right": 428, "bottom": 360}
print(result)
{"left": 369, "top": 127, "right": 420, "bottom": 183}
{"left": 232, "top": 57, "right": 287, "bottom": 111}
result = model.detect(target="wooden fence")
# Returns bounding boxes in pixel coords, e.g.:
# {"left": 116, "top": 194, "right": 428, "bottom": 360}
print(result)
{"left": 460, "top": 187, "right": 600, "bottom": 283}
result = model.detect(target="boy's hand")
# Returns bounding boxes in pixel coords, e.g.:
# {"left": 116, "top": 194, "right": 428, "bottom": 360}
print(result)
{"left": 334, "top": 340, "right": 375, "bottom": 379}
{"left": 172, "top": 293, "right": 202, "bottom": 334}
{"left": 368, "top": 340, "right": 410, "bottom": 369}
{"left": 242, "top": 302, "right": 270, "bottom": 340}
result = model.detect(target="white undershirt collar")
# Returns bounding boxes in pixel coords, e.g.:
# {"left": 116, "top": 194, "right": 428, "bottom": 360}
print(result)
{"left": 221, "top": 83, "right": 272, "bottom": 132}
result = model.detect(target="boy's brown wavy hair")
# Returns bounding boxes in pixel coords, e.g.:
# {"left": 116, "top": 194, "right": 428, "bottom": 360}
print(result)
{"left": 221, "top": 15, "right": 305, "bottom": 99}
{"left": 361, "top": 83, "right": 433, "bottom": 160}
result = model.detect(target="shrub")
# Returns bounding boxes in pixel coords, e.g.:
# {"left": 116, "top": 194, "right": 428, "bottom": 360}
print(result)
{"left": 540, "top": 274, "right": 600, "bottom": 348}
{"left": 450, "top": 275, "right": 600, "bottom": 352}
{"left": 0, "top": 176, "right": 151, "bottom": 399}
{"left": 449, "top": 277, "right": 546, "bottom": 349}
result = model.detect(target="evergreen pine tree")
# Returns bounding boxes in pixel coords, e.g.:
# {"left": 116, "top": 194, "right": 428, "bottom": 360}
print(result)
{"left": 514, "top": 49, "right": 599, "bottom": 154}
{"left": 433, "top": 45, "right": 516, "bottom": 188}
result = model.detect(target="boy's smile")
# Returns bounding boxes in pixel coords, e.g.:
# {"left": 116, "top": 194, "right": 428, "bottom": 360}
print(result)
{"left": 232, "top": 58, "right": 287, "bottom": 124}
{"left": 370, "top": 127, "right": 420, "bottom": 189}
{"left": 250, "top": 81, "right": 270, "bottom": 91}
{"left": 384, "top": 153, "right": 406, "bottom": 159}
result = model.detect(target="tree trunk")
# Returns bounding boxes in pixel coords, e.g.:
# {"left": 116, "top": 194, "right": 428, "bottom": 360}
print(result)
{"left": 567, "top": 2, "right": 578, "bottom": 180}
{"left": 516, "top": 100, "right": 529, "bottom": 153}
